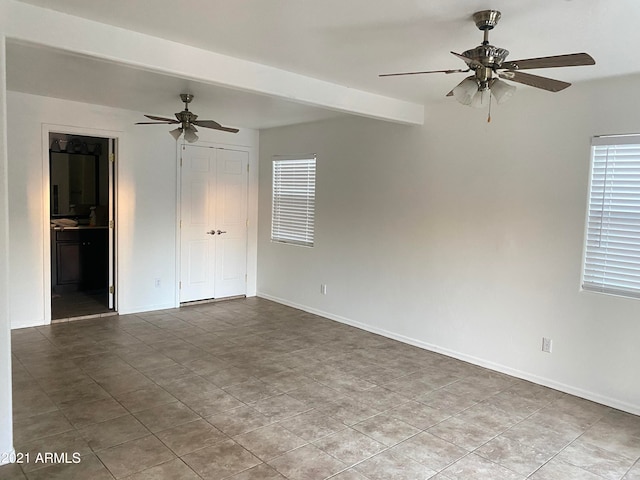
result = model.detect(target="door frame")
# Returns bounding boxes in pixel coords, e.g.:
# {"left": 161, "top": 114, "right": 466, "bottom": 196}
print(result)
{"left": 175, "top": 140, "right": 258, "bottom": 306}
{"left": 41, "top": 124, "right": 120, "bottom": 324}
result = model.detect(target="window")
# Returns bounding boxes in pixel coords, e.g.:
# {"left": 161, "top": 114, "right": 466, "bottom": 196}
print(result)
{"left": 583, "top": 135, "right": 640, "bottom": 298}
{"left": 271, "top": 155, "right": 316, "bottom": 247}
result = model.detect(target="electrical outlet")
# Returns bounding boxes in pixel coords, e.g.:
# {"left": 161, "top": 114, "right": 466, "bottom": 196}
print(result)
{"left": 320, "top": 284, "right": 327, "bottom": 295}
{"left": 542, "top": 337, "right": 552, "bottom": 353}
{"left": 155, "top": 278, "right": 161, "bottom": 288}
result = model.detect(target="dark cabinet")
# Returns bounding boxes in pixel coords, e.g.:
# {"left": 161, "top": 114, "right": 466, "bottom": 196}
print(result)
{"left": 56, "top": 242, "right": 81, "bottom": 284}
{"left": 53, "top": 228, "right": 108, "bottom": 291}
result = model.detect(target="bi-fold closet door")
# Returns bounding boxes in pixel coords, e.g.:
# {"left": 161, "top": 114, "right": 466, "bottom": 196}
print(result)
{"left": 180, "top": 144, "right": 248, "bottom": 303}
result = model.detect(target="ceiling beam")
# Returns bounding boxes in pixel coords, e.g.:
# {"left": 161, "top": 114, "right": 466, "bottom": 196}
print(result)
{"left": 0, "top": 0, "right": 424, "bottom": 125}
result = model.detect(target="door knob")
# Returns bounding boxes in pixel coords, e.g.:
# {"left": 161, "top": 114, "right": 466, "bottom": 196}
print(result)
{"left": 206, "top": 230, "right": 216, "bottom": 235}
{"left": 216, "top": 230, "right": 227, "bottom": 235}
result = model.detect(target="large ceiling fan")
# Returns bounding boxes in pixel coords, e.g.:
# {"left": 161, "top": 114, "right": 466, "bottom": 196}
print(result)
{"left": 380, "top": 10, "right": 595, "bottom": 117}
{"left": 136, "top": 93, "right": 238, "bottom": 142}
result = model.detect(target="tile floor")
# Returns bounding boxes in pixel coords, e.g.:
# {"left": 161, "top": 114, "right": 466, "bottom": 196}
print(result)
{"left": 2, "top": 297, "right": 639, "bottom": 479}
{"left": 51, "top": 290, "right": 112, "bottom": 321}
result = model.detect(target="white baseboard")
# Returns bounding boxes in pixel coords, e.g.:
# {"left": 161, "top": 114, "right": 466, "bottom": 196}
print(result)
{"left": 118, "top": 302, "right": 177, "bottom": 315}
{"left": 257, "top": 292, "right": 640, "bottom": 416}
{"left": 11, "top": 302, "right": 180, "bottom": 328}
{"left": 11, "top": 318, "right": 46, "bottom": 330}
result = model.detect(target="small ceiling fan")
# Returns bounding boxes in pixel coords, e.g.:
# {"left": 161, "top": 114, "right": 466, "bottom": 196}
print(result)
{"left": 380, "top": 10, "right": 595, "bottom": 116}
{"left": 136, "top": 93, "right": 238, "bottom": 142}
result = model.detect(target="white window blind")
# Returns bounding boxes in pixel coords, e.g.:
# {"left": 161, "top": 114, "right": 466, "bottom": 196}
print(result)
{"left": 583, "top": 135, "right": 640, "bottom": 298}
{"left": 271, "top": 156, "right": 316, "bottom": 247}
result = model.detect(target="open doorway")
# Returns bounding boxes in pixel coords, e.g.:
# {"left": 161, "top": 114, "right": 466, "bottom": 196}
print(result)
{"left": 49, "top": 133, "right": 116, "bottom": 320}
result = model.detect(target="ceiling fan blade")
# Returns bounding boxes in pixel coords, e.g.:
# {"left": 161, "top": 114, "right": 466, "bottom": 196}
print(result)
{"left": 144, "top": 114, "right": 179, "bottom": 123}
{"left": 451, "top": 52, "right": 484, "bottom": 69}
{"left": 501, "top": 52, "right": 595, "bottom": 71}
{"left": 499, "top": 71, "right": 571, "bottom": 92}
{"left": 193, "top": 119, "right": 223, "bottom": 129}
{"left": 135, "top": 121, "right": 177, "bottom": 125}
{"left": 194, "top": 120, "right": 239, "bottom": 133}
{"left": 379, "top": 68, "right": 469, "bottom": 77}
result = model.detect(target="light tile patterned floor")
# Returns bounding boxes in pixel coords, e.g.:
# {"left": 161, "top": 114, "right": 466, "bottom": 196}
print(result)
{"left": 2, "top": 297, "right": 640, "bottom": 479}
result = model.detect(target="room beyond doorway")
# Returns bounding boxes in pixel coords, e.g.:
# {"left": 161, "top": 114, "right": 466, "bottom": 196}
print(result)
{"left": 48, "top": 132, "right": 117, "bottom": 321}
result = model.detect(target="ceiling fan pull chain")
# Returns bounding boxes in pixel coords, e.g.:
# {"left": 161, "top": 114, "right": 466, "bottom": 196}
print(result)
{"left": 487, "top": 93, "right": 492, "bottom": 123}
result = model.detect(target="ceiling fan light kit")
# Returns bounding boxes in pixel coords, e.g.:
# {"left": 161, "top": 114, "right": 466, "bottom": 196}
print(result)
{"left": 136, "top": 93, "right": 238, "bottom": 142}
{"left": 380, "top": 10, "right": 595, "bottom": 120}
{"left": 452, "top": 77, "right": 479, "bottom": 105}
{"left": 169, "top": 127, "right": 183, "bottom": 141}
{"left": 470, "top": 88, "right": 491, "bottom": 109}
{"left": 490, "top": 79, "right": 516, "bottom": 104}
{"left": 183, "top": 128, "right": 199, "bottom": 143}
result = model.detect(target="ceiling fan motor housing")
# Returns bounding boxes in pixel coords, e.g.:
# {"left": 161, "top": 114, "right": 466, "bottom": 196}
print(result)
{"left": 462, "top": 45, "right": 509, "bottom": 88}
{"left": 463, "top": 45, "right": 509, "bottom": 69}
{"left": 174, "top": 109, "right": 198, "bottom": 131}
{"left": 463, "top": 12, "right": 508, "bottom": 89}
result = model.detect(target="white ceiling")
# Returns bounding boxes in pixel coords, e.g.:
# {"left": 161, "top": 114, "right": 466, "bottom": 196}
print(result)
{"left": 8, "top": 0, "right": 640, "bottom": 129}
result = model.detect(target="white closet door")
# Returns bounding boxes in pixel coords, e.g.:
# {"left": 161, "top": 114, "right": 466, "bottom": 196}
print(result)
{"left": 180, "top": 145, "right": 248, "bottom": 302}
{"left": 213, "top": 148, "right": 248, "bottom": 298}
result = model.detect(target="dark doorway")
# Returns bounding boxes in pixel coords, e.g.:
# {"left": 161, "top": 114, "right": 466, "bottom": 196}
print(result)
{"left": 49, "top": 133, "right": 115, "bottom": 320}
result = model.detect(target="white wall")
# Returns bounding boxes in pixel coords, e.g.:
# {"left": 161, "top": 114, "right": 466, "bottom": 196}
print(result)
{"left": 258, "top": 73, "right": 640, "bottom": 415}
{"left": 0, "top": 35, "right": 15, "bottom": 464}
{"left": 8, "top": 91, "right": 258, "bottom": 328}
